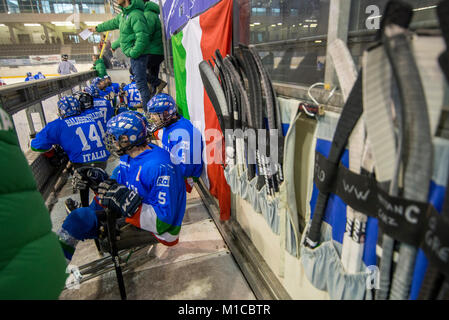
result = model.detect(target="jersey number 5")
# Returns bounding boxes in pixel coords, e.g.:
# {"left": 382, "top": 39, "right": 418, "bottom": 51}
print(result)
{"left": 158, "top": 192, "right": 166, "bottom": 205}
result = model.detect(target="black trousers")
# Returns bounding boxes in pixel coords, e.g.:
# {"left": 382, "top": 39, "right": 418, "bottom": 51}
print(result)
{"left": 146, "top": 54, "right": 165, "bottom": 90}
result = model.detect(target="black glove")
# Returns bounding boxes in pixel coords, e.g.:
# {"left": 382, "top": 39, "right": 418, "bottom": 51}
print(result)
{"left": 97, "top": 179, "right": 142, "bottom": 218}
{"left": 44, "top": 145, "right": 68, "bottom": 167}
{"left": 72, "top": 166, "right": 109, "bottom": 192}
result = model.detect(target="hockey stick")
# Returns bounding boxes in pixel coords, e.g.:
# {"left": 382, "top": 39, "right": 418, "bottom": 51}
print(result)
{"left": 199, "top": 60, "right": 233, "bottom": 168}
{"left": 305, "top": 71, "right": 364, "bottom": 248}
{"left": 328, "top": 38, "right": 365, "bottom": 273}
{"left": 216, "top": 49, "right": 246, "bottom": 175}
{"left": 381, "top": 1, "right": 433, "bottom": 300}
{"left": 361, "top": 40, "right": 404, "bottom": 299}
{"left": 248, "top": 45, "right": 282, "bottom": 197}
{"left": 239, "top": 44, "right": 274, "bottom": 196}
{"left": 237, "top": 45, "right": 267, "bottom": 193}
{"left": 223, "top": 56, "right": 256, "bottom": 180}
{"left": 105, "top": 208, "right": 127, "bottom": 300}
{"left": 418, "top": 0, "right": 449, "bottom": 299}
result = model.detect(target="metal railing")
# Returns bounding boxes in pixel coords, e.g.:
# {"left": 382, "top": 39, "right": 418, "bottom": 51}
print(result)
{"left": 0, "top": 70, "right": 96, "bottom": 198}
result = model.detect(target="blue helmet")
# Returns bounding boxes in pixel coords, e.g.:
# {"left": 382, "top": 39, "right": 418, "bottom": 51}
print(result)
{"left": 129, "top": 75, "right": 135, "bottom": 82}
{"left": 145, "top": 93, "right": 178, "bottom": 130}
{"left": 84, "top": 85, "right": 100, "bottom": 98}
{"left": 90, "top": 77, "right": 103, "bottom": 89}
{"left": 57, "top": 96, "right": 81, "bottom": 119}
{"left": 27, "top": 72, "right": 32, "bottom": 77}
{"left": 105, "top": 111, "right": 148, "bottom": 156}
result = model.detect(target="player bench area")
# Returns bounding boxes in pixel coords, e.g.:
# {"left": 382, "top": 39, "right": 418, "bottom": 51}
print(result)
{"left": 49, "top": 156, "right": 255, "bottom": 300}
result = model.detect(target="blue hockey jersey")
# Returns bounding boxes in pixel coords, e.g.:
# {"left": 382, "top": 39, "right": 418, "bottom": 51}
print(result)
{"left": 105, "top": 83, "right": 120, "bottom": 95}
{"left": 123, "top": 82, "right": 142, "bottom": 108}
{"left": 31, "top": 109, "right": 110, "bottom": 164}
{"left": 156, "top": 116, "right": 204, "bottom": 178}
{"left": 114, "top": 144, "right": 187, "bottom": 245}
{"left": 93, "top": 97, "right": 115, "bottom": 122}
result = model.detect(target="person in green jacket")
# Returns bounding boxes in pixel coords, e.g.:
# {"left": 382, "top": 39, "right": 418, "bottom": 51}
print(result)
{"left": 90, "top": 0, "right": 152, "bottom": 110}
{"left": 92, "top": 54, "right": 108, "bottom": 78}
{"left": 143, "top": 0, "right": 166, "bottom": 96}
{"left": 111, "top": 0, "right": 166, "bottom": 99}
{"left": 0, "top": 103, "right": 67, "bottom": 299}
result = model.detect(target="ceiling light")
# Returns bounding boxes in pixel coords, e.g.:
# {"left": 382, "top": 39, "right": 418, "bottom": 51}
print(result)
{"left": 253, "top": 22, "right": 260, "bottom": 25}
{"left": 24, "top": 23, "right": 41, "bottom": 27}
{"left": 315, "top": 40, "right": 322, "bottom": 43}
{"left": 271, "top": 24, "right": 276, "bottom": 27}
{"left": 277, "top": 22, "right": 282, "bottom": 26}
{"left": 310, "top": 23, "right": 317, "bottom": 28}
{"left": 303, "top": 25, "right": 309, "bottom": 28}
{"left": 0, "top": 24, "right": 6, "bottom": 27}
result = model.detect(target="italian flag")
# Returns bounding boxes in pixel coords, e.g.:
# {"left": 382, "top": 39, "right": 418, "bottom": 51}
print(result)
{"left": 171, "top": 0, "right": 232, "bottom": 220}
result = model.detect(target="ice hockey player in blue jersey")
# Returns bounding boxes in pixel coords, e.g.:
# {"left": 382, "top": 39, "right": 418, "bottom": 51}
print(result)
{"left": 103, "top": 75, "right": 120, "bottom": 95}
{"left": 85, "top": 79, "right": 115, "bottom": 121}
{"left": 123, "top": 75, "right": 143, "bottom": 110}
{"left": 25, "top": 72, "right": 35, "bottom": 82}
{"left": 58, "top": 111, "right": 187, "bottom": 261}
{"left": 31, "top": 95, "right": 110, "bottom": 165}
{"left": 34, "top": 72, "right": 46, "bottom": 80}
{"left": 146, "top": 93, "right": 204, "bottom": 192}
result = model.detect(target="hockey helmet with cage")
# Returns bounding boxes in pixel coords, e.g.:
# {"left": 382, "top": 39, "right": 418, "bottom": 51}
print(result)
{"left": 74, "top": 91, "right": 94, "bottom": 111}
{"left": 145, "top": 93, "right": 178, "bottom": 131}
{"left": 104, "top": 111, "right": 148, "bottom": 157}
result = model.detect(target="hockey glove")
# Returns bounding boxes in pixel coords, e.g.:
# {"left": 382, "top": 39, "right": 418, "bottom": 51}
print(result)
{"left": 97, "top": 179, "right": 142, "bottom": 218}
{"left": 72, "top": 166, "right": 109, "bottom": 192}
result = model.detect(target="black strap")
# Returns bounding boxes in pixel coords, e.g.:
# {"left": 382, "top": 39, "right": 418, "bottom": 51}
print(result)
{"left": 306, "top": 70, "right": 364, "bottom": 247}
{"left": 313, "top": 151, "right": 449, "bottom": 278}
{"left": 314, "top": 152, "right": 430, "bottom": 246}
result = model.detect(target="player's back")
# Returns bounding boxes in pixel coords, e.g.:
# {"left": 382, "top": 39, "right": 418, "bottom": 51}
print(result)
{"left": 158, "top": 116, "right": 204, "bottom": 178}
{"left": 124, "top": 82, "right": 142, "bottom": 108}
{"left": 93, "top": 96, "right": 114, "bottom": 122}
{"left": 116, "top": 144, "right": 186, "bottom": 243}
{"left": 31, "top": 111, "right": 110, "bottom": 164}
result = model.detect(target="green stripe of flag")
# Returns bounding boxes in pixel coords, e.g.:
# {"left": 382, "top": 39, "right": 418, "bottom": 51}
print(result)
{"left": 172, "top": 31, "right": 190, "bottom": 119}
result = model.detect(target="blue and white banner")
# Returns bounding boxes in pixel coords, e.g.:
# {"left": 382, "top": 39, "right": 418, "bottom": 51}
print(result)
{"left": 161, "top": 0, "right": 221, "bottom": 40}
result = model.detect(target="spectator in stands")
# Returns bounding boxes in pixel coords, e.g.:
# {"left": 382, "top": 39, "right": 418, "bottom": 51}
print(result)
{"left": 143, "top": 0, "right": 166, "bottom": 96}
{"left": 90, "top": 0, "right": 152, "bottom": 110}
{"left": 0, "top": 78, "right": 6, "bottom": 86}
{"left": 57, "top": 54, "right": 77, "bottom": 75}
{"left": 92, "top": 54, "right": 108, "bottom": 78}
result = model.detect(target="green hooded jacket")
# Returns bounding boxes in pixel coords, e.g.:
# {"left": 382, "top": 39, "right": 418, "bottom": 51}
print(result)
{"left": 93, "top": 58, "right": 107, "bottom": 78}
{"left": 144, "top": 1, "right": 164, "bottom": 55}
{"left": 96, "top": 0, "right": 150, "bottom": 59}
{"left": 111, "top": 2, "right": 164, "bottom": 56}
{"left": 0, "top": 105, "right": 67, "bottom": 299}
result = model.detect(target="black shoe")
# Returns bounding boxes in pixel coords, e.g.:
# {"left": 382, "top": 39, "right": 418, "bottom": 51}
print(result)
{"left": 65, "top": 198, "right": 80, "bottom": 215}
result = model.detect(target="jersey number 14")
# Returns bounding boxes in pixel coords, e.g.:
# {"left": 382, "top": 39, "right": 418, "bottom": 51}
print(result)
{"left": 75, "top": 122, "right": 105, "bottom": 151}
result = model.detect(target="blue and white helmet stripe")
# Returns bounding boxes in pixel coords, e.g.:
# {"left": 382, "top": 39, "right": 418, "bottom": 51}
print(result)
{"left": 57, "top": 96, "right": 81, "bottom": 119}
{"left": 105, "top": 111, "right": 148, "bottom": 156}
